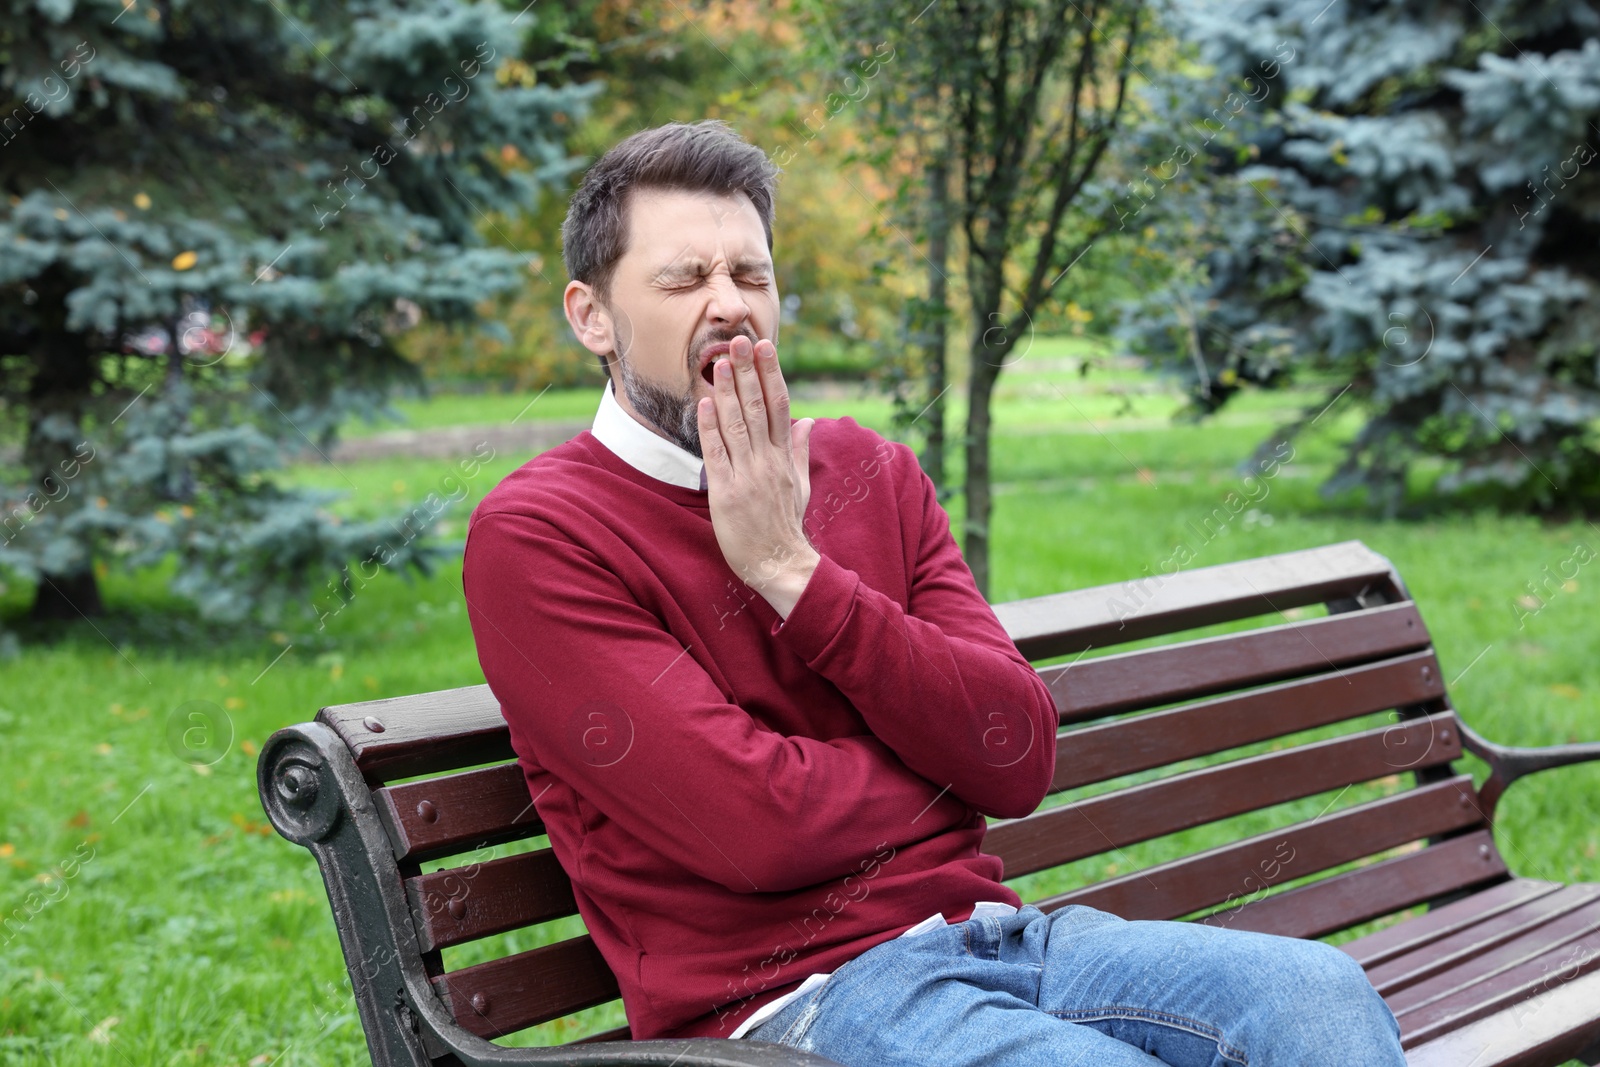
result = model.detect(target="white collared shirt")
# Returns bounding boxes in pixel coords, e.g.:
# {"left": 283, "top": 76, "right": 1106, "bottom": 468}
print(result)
{"left": 591, "top": 377, "right": 707, "bottom": 490}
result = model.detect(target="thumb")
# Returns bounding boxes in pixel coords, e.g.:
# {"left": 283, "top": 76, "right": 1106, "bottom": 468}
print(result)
{"left": 794, "top": 417, "right": 815, "bottom": 460}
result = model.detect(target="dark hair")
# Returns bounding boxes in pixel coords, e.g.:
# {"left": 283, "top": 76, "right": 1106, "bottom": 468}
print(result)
{"left": 561, "top": 120, "right": 780, "bottom": 375}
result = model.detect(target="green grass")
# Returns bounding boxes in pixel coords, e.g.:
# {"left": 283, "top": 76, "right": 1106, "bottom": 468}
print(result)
{"left": 2, "top": 342, "right": 1596, "bottom": 1065}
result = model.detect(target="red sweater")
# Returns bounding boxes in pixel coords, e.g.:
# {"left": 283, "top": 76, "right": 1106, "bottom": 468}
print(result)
{"left": 461, "top": 416, "right": 1058, "bottom": 1040}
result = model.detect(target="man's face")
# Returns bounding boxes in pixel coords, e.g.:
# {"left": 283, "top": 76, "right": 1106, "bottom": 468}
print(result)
{"left": 571, "top": 188, "right": 779, "bottom": 458}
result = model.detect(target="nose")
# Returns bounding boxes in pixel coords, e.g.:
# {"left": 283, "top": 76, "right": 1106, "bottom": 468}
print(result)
{"left": 703, "top": 271, "right": 752, "bottom": 332}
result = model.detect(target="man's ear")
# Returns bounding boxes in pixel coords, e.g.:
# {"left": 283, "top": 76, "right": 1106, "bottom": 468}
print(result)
{"left": 564, "top": 280, "right": 614, "bottom": 357}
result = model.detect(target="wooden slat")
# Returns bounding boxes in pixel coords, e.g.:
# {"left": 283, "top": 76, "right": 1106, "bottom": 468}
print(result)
{"left": 319, "top": 684, "right": 509, "bottom": 783}
{"left": 1051, "top": 650, "right": 1446, "bottom": 792}
{"left": 1342, "top": 879, "right": 1565, "bottom": 968}
{"left": 408, "top": 848, "right": 578, "bottom": 952}
{"left": 1042, "top": 601, "right": 1431, "bottom": 723}
{"left": 435, "top": 936, "right": 619, "bottom": 1039}
{"left": 985, "top": 711, "right": 1461, "bottom": 879}
{"left": 993, "top": 541, "right": 1400, "bottom": 659}
{"left": 1402, "top": 966, "right": 1600, "bottom": 1067}
{"left": 373, "top": 762, "right": 541, "bottom": 862}
{"left": 1369, "top": 884, "right": 1600, "bottom": 995}
{"left": 1196, "top": 829, "right": 1510, "bottom": 939}
{"left": 1396, "top": 900, "right": 1600, "bottom": 1048}
{"left": 1030, "top": 776, "right": 1484, "bottom": 921}
{"left": 1389, "top": 893, "right": 1600, "bottom": 1016}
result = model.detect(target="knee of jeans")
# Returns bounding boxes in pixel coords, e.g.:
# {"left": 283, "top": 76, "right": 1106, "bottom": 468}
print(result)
{"left": 1293, "top": 943, "right": 1394, "bottom": 1023}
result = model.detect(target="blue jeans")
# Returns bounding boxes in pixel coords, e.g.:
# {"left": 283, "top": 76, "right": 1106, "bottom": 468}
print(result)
{"left": 743, "top": 904, "right": 1405, "bottom": 1066}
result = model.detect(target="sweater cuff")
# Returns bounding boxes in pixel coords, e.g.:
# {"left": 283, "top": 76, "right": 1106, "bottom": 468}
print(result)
{"left": 768, "top": 551, "right": 859, "bottom": 661}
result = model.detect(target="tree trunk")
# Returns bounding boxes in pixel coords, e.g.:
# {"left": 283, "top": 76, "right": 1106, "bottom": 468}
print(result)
{"left": 964, "top": 321, "right": 1003, "bottom": 600}
{"left": 30, "top": 569, "right": 104, "bottom": 621}
{"left": 918, "top": 155, "right": 951, "bottom": 496}
{"left": 23, "top": 265, "right": 105, "bottom": 619}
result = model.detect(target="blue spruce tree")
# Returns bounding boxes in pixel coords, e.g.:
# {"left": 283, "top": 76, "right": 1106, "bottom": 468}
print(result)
{"left": 0, "top": 1, "right": 593, "bottom": 630}
{"left": 1123, "top": 0, "right": 1600, "bottom": 513}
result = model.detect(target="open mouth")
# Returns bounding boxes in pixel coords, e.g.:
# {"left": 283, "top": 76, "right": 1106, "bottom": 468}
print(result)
{"left": 696, "top": 341, "right": 732, "bottom": 386}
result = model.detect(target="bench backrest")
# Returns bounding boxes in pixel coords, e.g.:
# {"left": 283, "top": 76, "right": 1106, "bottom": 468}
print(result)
{"left": 261, "top": 540, "right": 1507, "bottom": 1058}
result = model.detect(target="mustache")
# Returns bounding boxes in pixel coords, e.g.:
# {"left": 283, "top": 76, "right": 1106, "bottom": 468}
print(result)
{"left": 689, "top": 326, "right": 759, "bottom": 365}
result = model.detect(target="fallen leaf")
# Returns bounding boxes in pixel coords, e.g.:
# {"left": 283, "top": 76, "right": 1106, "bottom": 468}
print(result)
{"left": 171, "top": 250, "right": 197, "bottom": 271}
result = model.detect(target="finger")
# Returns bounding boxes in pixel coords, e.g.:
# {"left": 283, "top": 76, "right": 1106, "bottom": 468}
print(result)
{"left": 793, "top": 417, "right": 814, "bottom": 506}
{"left": 712, "top": 351, "right": 752, "bottom": 468}
{"left": 754, "top": 338, "right": 791, "bottom": 447}
{"left": 728, "top": 335, "right": 770, "bottom": 457}
{"left": 697, "top": 396, "right": 731, "bottom": 483}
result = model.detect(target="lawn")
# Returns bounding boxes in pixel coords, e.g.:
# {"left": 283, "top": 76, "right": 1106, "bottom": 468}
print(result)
{"left": 2, "top": 338, "right": 1596, "bottom": 1065}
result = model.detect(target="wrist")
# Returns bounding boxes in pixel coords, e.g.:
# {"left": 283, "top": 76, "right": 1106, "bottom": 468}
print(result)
{"left": 747, "top": 545, "right": 821, "bottom": 620}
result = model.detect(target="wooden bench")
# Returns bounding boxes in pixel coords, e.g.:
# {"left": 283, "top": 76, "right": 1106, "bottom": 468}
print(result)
{"left": 258, "top": 540, "right": 1600, "bottom": 1066}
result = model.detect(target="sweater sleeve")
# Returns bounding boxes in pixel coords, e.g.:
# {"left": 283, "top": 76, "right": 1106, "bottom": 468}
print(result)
{"left": 769, "top": 449, "right": 1059, "bottom": 819}
{"left": 462, "top": 510, "right": 973, "bottom": 895}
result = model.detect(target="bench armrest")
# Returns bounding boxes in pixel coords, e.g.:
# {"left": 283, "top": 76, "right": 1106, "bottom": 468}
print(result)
{"left": 1458, "top": 719, "right": 1600, "bottom": 822}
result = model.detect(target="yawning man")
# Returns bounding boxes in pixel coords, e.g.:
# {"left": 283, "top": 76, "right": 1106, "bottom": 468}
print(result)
{"left": 462, "top": 119, "right": 1407, "bottom": 1066}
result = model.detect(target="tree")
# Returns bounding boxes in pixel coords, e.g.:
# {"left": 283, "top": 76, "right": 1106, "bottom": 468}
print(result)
{"left": 834, "top": 0, "right": 1147, "bottom": 596}
{"left": 808, "top": 15, "right": 955, "bottom": 495}
{"left": 1125, "top": 0, "right": 1600, "bottom": 514}
{"left": 0, "top": 0, "right": 593, "bottom": 629}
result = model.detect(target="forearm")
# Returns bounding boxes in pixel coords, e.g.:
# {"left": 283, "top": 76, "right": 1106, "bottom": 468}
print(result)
{"left": 465, "top": 514, "right": 970, "bottom": 894}
{"left": 772, "top": 552, "right": 1058, "bottom": 818}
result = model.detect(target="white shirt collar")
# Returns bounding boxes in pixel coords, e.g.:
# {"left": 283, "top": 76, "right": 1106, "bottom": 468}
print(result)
{"left": 591, "top": 377, "right": 707, "bottom": 491}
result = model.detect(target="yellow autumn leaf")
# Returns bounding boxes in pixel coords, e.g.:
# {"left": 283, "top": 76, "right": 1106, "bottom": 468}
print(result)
{"left": 172, "top": 250, "right": 198, "bottom": 271}
{"left": 133, "top": 192, "right": 152, "bottom": 210}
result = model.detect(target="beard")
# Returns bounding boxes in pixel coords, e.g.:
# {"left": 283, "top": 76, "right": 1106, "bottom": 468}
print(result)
{"left": 613, "top": 325, "right": 759, "bottom": 461}
{"left": 618, "top": 353, "right": 704, "bottom": 459}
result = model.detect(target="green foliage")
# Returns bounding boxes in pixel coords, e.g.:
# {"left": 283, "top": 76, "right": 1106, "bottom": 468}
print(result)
{"left": 1119, "top": 0, "right": 1600, "bottom": 514}
{"left": 0, "top": 0, "right": 594, "bottom": 632}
